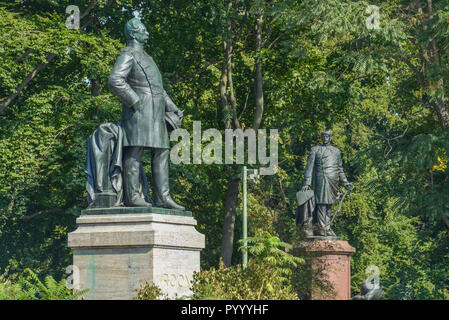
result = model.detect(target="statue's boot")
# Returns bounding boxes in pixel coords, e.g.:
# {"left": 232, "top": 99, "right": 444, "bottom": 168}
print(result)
{"left": 152, "top": 148, "right": 185, "bottom": 211}
{"left": 157, "top": 194, "right": 185, "bottom": 211}
{"left": 123, "top": 147, "right": 152, "bottom": 207}
{"left": 304, "top": 230, "right": 314, "bottom": 237}
{"left": 325, "top": 228, "right": 336, "bottom": 237}
{"left": 315, "top": 228, "right": 336, "bottom": 237}
{"left": 128, "top": 197, "right": 152, "bottom": 207}
{"left": 303, "top": 223, "right": 314, "bottom": 238}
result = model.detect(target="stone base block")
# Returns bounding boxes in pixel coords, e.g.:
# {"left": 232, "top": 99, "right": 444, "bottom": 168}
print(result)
{"left": 294, "top": 240, "right": 355, "bottom": 300}
{"left": 68, "top": 210, "right": 205, "bottom": 300}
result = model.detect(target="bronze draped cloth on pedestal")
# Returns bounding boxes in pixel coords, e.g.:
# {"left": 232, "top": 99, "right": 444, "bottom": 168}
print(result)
{"left": 295, "top": 189, "right": 315, "bottom": 226}
{"left": 86, "top": 123, "right": 153, "bottom": 207}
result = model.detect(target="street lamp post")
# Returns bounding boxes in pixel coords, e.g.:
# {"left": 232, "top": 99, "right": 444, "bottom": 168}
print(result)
{"left": 241, "top": 167, "right": 259, "bottom": 270}
{"left": 242, "top": 166, "right": 248, "bottom": 270}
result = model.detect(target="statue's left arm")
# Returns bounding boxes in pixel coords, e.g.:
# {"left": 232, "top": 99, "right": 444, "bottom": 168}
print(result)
{"left": 164, "top": 90, "right": 181, "bottom": 113}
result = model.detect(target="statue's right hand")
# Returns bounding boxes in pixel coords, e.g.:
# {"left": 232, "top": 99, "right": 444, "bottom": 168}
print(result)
{"left": 301, "top": 185, "right": 311, "bottom": 192}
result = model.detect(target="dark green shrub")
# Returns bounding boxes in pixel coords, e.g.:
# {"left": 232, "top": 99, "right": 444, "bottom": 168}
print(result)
{"left": 0, "top": 268, "right": 88, "bottom": 300}
{"left": 136, "top": 282, "right": 168, "bottom": 300}
{"left": 191, "top": 259, "right": 298, "bottom": 300}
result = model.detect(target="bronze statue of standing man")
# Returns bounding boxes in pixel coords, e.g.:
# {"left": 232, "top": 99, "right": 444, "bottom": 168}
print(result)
{"left": 297, "top": 130, "right": 353, "bottom": 237}
{"left": 108, "top": 18, "right": 184, "bottom": 210}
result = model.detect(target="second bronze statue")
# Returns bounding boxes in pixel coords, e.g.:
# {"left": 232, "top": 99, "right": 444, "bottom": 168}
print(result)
{"left": 296, "top": 130, "right": 353, "bottom": 237}
{"left": 108, "top": 18, "right": 184, "bottom": 210}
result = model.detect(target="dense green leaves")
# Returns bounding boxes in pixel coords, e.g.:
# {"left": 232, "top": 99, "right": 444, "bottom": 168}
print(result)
{"left": 191, "top": 260, "right": 298, "bottom": 300}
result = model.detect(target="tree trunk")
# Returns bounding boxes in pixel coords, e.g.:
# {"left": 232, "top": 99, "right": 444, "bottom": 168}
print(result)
{"left": 91, "top": 78, "right": 101, "bottom": 96}
{"left": 426, "top": 0, "right": 449, "bottom": 129}
{"left": 220, "top": 174, "right": 240, "bottom": 266}
{"left": 433, "top": 97, "right": 449, "bottom": 129}
{"left": 219, "top": 0, "right": 240, "bottom": 267}
{"left": 219, "top": 2, "right": 267, "bottom": 267}
{"left": 220, "top": 60, "right": 230, "bottom": 128}
{"left": 443, "top": 216, "right": 449, "bottom": 230}
{"left": 253, "top": 12, "right": 264, "bottom": 131}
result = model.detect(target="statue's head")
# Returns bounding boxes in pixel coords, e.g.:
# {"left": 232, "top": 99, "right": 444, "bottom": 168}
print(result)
{"left": 321, "top": 130, "right": 332, "bottom": 145}
{"left": 125, "top": 18, "right": 149, "bottom": 44}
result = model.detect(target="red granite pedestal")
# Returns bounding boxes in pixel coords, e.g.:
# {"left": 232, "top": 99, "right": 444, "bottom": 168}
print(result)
{"left": 295, "top": 239, "right": 355, "bottom": 300}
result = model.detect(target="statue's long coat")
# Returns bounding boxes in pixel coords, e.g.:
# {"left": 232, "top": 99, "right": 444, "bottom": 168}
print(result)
{"left": 303, "top": 145, "right": 349, "bottom": 204}
{"left": 108, "top": 43, "right": 179, "bottom": 148}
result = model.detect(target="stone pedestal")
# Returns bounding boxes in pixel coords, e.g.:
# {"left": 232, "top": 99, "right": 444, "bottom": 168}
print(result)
{"left": 67, "top": 207, "right": 205, "bottom": 300}
{"left": 295, "top": 239, "right": 355, "bottom": 300}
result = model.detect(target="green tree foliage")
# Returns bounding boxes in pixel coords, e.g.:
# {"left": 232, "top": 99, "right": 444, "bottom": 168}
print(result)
{"left": 0, "top": 4, "right": 122, "bottom": 279}
{"left": 239, "top": 232, "right": 304, "bottom": 281}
